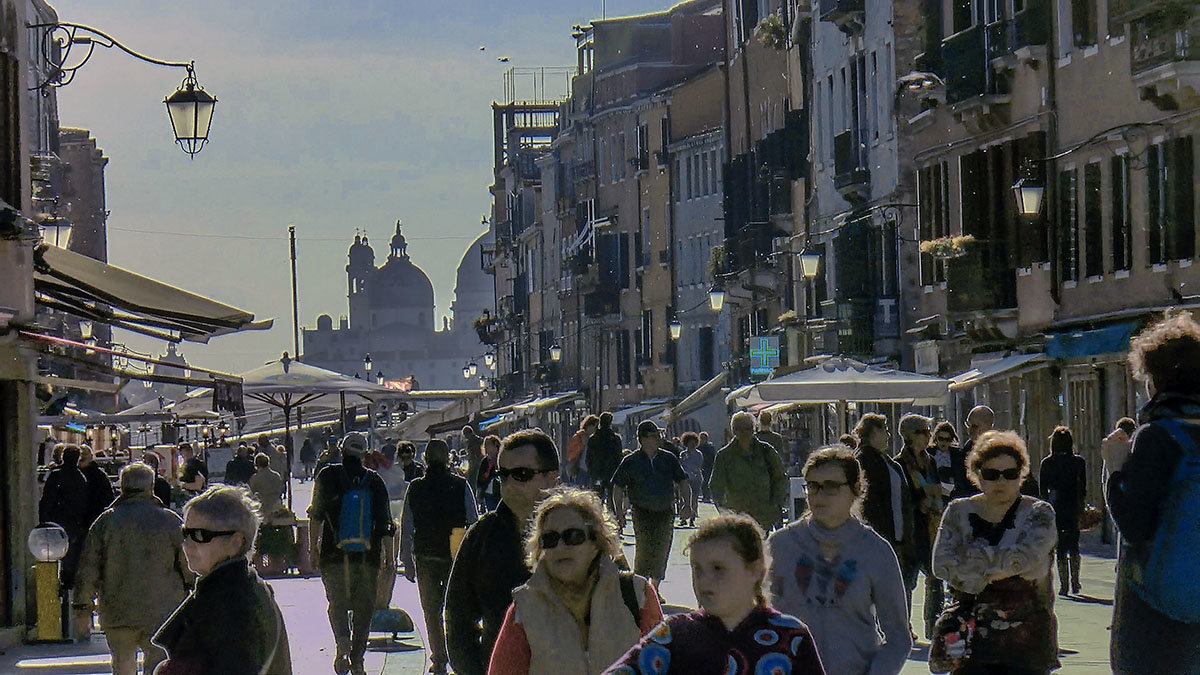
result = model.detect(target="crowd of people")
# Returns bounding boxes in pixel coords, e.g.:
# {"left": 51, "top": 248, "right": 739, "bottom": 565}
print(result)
{"left": 31, "top": 310, "right": 1200, "bottom": 674}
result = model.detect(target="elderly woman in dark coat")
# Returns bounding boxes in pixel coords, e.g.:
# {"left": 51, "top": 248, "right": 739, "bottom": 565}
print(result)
{"left": 152, "top": 485, "right": 292, "bottom": 675}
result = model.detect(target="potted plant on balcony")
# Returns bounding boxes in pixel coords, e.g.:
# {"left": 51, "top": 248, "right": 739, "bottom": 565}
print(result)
{"left": 920, "top": 234, "right": 976, "bottom": 259}
{"left": 756, "top": 14, "right": 788, "bottom": 50}
{"left": 473, "top": 313, "right": 501, "bottom": 346}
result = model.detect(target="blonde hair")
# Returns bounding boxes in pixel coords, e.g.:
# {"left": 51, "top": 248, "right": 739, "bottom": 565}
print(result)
{"left": 524, "top": 487, "right": 621, "bottom": 570}
{"left": 966, "top": 430, "right": 1030, "bottom": 489}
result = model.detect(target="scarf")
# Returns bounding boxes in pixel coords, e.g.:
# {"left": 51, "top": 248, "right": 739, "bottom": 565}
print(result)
{"left": 968, "top": 497, "right": 1021, "bottom": 546}
{"left": 1139, "top": 391, "right": 1200, "bottom": 425}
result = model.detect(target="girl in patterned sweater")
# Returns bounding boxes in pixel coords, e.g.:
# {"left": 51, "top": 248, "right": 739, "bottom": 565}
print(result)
{"left": 604, "top": 514, "right": 825, "bottom": 674}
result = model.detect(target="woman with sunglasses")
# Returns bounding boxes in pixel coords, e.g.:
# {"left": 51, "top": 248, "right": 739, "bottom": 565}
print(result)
{"left": 488, "top": 487, "right": 662, "bottom": 675}
{"left": 766, "top": 446, "right": 911, "bottom": 675}
{"left": 607, "top": 513, "right": 825, "bottom": 674}
{"left": 931, "top": 430, "right": 1059, "bottom": 675}
{"left": 152, "top": 485, "right": 292, "bottom": 675}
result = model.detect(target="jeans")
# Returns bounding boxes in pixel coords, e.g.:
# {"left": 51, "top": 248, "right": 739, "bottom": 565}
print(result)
{"left": 415, "top": 555, "right": 453, "bottom": 667}
{"left": 1056, "top": 528, "right": 1081, "bottom": 591}
{"left": 106, "top": 626, "right": 166, "bottom": 675}
{"left": 320, "top": 559, "right": 379, "bottom": 666}
{"left": 903, "top": 554, "right": 944, "bottom": 636}
{"left": 631, "top": 506, "right": 675, "bottom": 581}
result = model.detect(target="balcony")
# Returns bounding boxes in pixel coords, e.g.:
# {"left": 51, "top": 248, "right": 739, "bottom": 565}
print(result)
{"left": 818, "top": 0, "right": 864, "bottom": 34}
{"left": 583, "top": 285, "right": 620, "bottom": 317}
{"left": 833, "top": 129, "right": 870, "bottom": 203}
{"left": 1110, "top": 0, "right": 1170, "bottom": 28}
{"left": 986, "top": 2, "right": 1051, "bottom": 71}
{"left": 1131, "top": 11, "right": 1200, "bottom": 109}
{"left": 942, "top": 25, "right": 1012, "bottom": 131}
{"left": 945, "top": 246, "right": 1017, "bottom": 313}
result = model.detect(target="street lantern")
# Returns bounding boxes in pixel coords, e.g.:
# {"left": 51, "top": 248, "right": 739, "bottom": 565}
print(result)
{"left": 668, "top": 319, "right": 682, "bottom": 340}
{"left": 1012, "top": 177, "right": 1045, "bottom": 217}
{"left": 143, "top": 378, "right": 153, "bottom": 389}
{"left": 799, "top": 250, "right": 821, "bottom": 279}
{"left": 549, "top": 343, "right": 563, "bottom": 362}
{"left": 708, "top": 286, "right": 726, "bottom": 312}
{"left": 376, "top": 371, "right": 385, "bottom": 386}
{"left": 164, "top": 69, "right": 217, "bottom": 158}
{"left": 484, "top": 352, "right": 495, "bottom": 367}
{"left": 463, "top": 366, "right": 472, "bottom": 379}
{"left": 469, "top": 362, "right": 479, "bottom": 376}
{"left": 363, "top": 354, "right": 373, "bottom": 373}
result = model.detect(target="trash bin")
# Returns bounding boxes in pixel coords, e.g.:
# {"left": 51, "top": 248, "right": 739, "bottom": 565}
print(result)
{"left": 296, "top": 520, "right": 315, "bottom": 577}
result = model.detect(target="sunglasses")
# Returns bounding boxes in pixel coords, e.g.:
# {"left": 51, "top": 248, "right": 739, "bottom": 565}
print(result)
{"left": 806, "top": 480, "right": 848, "bottom": 495}
{"left": 935, "top": 436, "right": 954, "bottom": 443}
{"left": 979, "top": 467, "right": 1022, "bottom": 482}
{"left": 497, "top": 466, "right": 555, "bottom": 482}
{"left": 539, "top": 527, "right": 595, "bottom": 549}
{"left": 181, "top": 527, "right": 238, "bottom": 544}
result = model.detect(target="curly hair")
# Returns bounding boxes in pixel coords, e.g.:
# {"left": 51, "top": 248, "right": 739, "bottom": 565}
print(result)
{"left": 966, "top": 430, "right": 1030, "bottom": 489}
{"left": 1129, "top": 311, "right": 1200, "bottom": 395}
{"left": 680, "top": 431, "right": 700, "bottom": 446}
{"left": 523, "top": 487, "right": 621, "bottom": 571}
{"left": 686, "top": 513, "right": 771, "bottom": 606}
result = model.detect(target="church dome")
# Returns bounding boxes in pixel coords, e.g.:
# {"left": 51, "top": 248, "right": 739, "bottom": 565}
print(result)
{"left": 454, "top": 229, "right": 494, "bottom": 296}
{"left": 368, "top": 221, "right": 435, "bottom": 310}
{"left": 348, "top": 233, "right": 375, "bottom": 269}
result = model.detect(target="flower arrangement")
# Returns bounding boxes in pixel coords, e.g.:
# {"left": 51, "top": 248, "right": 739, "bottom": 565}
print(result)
{"left": 920, "top": 234, "right": 976, "bottom": 259}
{"left": 755, "top": 14, "right": 788, "bottom": 50}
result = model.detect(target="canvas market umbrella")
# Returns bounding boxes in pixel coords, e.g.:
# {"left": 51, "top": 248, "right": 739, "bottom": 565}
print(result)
{"left": 726, "top": 357, "right": 950, "bottom": 434}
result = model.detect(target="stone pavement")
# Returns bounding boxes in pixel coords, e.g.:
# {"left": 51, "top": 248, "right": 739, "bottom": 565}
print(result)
{"left": 0, "top": 494, "right": 1120, "bottom": 674}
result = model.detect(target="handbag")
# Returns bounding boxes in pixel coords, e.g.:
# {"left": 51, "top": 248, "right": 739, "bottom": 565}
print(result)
{"left": 929, "top": 599, "right": 975, "bottom": 674}
{"left": 1077, "top": 503, "right": 1104, "bottom": 531}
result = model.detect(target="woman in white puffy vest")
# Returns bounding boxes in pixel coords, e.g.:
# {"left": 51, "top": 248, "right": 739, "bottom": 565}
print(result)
{"left": 487, "top": 487, "right": 662, "bottom": 675}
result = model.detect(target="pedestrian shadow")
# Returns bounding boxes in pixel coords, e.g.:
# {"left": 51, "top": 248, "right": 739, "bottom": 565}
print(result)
{"left": 367, "top": 636, "right": 423, "bottom": 653}
{"left": 1066, "top": 594, "right": 1114, "bottom": 606}
{"left": 908, "top": 642, "right": 930, "bottom": 662}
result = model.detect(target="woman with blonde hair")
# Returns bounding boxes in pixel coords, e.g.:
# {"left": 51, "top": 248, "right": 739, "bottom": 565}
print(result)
{"left": 607, "top": 513, "right": 824, "bottom": 674}
{"left": 488, "top": 487, "right": 662, "bottom": 674}
{"left": 767, "top": 446, "right": 910, "bottom": 674}
{"left": 931, "top": 430, "right": 1058, "bottom": 674}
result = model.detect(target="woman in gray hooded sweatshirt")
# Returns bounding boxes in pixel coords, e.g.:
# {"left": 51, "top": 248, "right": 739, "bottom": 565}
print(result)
{"left": 766, "top": 445, "right": 911, "bottom": 675}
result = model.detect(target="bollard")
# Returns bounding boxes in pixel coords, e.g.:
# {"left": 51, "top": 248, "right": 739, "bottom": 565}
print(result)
{"left": 296, "top": 520, "right": 314, "bottom": 576}
{"left": 34, "top": 561, "right": 63, "bottom": 641}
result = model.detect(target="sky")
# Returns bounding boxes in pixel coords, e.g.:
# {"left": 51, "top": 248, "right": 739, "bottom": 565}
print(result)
{"left": 50, "top": 0, "right": 660, "bottom": 375}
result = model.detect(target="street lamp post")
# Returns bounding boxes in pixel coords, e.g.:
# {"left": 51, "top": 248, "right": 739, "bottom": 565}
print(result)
{"left": 29, "top": 22, "right": 216, "bottom": 156}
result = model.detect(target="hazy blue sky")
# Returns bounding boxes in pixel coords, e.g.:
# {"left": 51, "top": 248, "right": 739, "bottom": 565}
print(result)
{"left": 50, "top": 0, "right": 658, "bottom": 375}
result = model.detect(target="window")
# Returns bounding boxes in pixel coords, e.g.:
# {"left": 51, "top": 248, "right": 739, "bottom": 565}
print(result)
{"left": 636, "top": 123, "right": 649, "bottom": 171}
{"left": 675, "top": 158, "right": 683, "bottom": 201}
{"left": 869, "top": 52, "right": 879, "bottom": 140}
{"left": 1071, "top": 0, "right": 1097, "bottom": 47}
{"left": 598, "top": 137, "right": 606, "bottom": 186}
{"left": 1111, "top": 155, "right": 1131, "bottom": 271}
{"left": 918, "top": 162, "right": 950, "bottom": 285}
{"left": 702, "top": 152, "right": 712, "bottom": 195}
{"left": 687, "top": 154, "right": 694, "bottom": 200}
{"left": 698, "top": 327, "right": 715, "bottom": 380}
{"left": 1148, "top": 136, "right": 1196, "bottom": 264}
{"left": 826, "top": 75, "right": 835, "bottom": 162}
{"left": 617, "top": 132, "right": 626, "bottom": 180}
{"left": 617, "top": 330, "right": 632, "bottom": 385}
{"left": 952, "top": 0, "right": 973, "bottom": 34}
{"left": 619, "top": 232, "right": 631, "bottom": 289}
{"left": 641, "top": 310, "right": 653, "bottom": 358}
{"left": 1084, "top": 162, "right": 1103, "bottom": 277}
{"left": 1058, "top": 168, "right": 1079, "bottom": 282}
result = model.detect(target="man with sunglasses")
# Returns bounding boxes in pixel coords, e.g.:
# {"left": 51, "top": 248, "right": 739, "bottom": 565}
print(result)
{"left": 307, "top": 432, "right": 394, "bottom": 675}
{"left": 611, "top": 421, "right": 694, "bottom": 586}
{"left": 445, "top": 430, "right": 560, "bottom": 675}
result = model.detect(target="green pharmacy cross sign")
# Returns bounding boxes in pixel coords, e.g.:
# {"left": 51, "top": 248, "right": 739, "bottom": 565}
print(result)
{"left": 748, "top": 336, "right": 780, "bottom": 376}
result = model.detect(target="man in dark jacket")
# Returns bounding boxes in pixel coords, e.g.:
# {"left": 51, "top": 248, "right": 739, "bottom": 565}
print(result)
{"left": 141, "top": 451, "right": 174, "bottom": 509}
{"left": 697, "top": 431, "right": 717, "bottom": 501}
{"left": 308, "top": 433, "right": 393, "bottom": 675}
{"left": 853, "top": 414, "right": 915, "bottom": 577}
{"left": 1041, "top": 425, "right": 1087, "bottom": 596}
{"left": 75, "top": 463, "right": 190, "bottom": 675}
{"left": 39, "top": 444, "right": 91, "bottom": 591}
{"left": 79, "top": 445, "right": 116, "bottom": 524}
{"left": 398, "top": 441, "right": 426, "bottom": 482}
{"left": 584, "top": 411, "right": 623, "bottom": 498}
{"left": 225, "top": 444, "right": 256, "bottom": 486}
{"left": 445, "top": 430, "right": 560, "bottom": 675}
{"left": 400, "top": 439, "right": 477, "bottom": 675}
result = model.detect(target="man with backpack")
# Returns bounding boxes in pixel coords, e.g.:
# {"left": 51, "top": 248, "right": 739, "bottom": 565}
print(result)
{"left": 307, "top": 432, "right": 393, "bottom": 675}
{"left": 1108, "top": 312, "right": 1200, "bottom": 674}
{"left": 400, "top": 439, "right": 478, "bottom": 675}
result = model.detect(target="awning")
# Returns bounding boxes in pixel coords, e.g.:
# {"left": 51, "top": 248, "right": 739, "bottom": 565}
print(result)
{"left": 426, "top": 415, "right": 472, "bottom": 436}
{"left": 610, "top": 401, "right": 669, "bottom": 426}
{"left": 34, "top": 244, "right": 272, "bottom": 343}
{"left": 665, "top": 372, "right": 727, "bottom": 423}
{"left": 512, "top": 391, "right": 582, "bottom": 416}
{"left": 727, "top": 357, "right": 950, "bottom": 407}
{"left": 949, "top": 353, "right": 1050, "bottom": 391}
{"left": 1045, "top": 321, "right": 1140, "bottom": 359}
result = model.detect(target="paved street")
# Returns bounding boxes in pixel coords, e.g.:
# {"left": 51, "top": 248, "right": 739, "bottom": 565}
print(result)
{"left": 0, "top": 492, "right": 1121, "bottom": 674}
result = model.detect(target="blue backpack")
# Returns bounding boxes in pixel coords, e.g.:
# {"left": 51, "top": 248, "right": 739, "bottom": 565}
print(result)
{"left": 336, "top": 472, "right": 373, "bottom": 552}
{"left": 1130, "top": 418, "right": 1200, "bottom": 622}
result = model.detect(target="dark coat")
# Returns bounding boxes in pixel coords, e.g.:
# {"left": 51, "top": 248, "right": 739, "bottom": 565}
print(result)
{"left": 445, "top": 501, "right": 530, "bottom": 675}
{"left": 39, "top": 465, "right": 91, "bottom": 537}
{"left": 1040, "top": 451, "right": 1086, "bottom": 531}
{"left": 1107, "top": 392, "right": 1200, "bottom": 673}
{"left": 586, "top": 427, "right": 624, "bottom": 487}
{"left": 856, "top": 444, "right": 915, "bottom": 569}
{"left": 81, "top": 461, "right": 116, "bottom": 526}
{"left": 225, "top": 455, "right": 256, "bottom": 486}
{"left": 152, "top": 557, "right": 291, "bottom": 675}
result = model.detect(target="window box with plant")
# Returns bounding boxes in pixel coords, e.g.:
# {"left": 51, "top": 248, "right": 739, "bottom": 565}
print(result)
{"left": 920, "top": 234, "right": 976, "bottom": 260}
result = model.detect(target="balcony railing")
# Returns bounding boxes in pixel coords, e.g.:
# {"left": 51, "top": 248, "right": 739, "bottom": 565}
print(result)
{"left": 1131, "top": 14, "right": 1199, "bottom": 75}
{"left": 818, "top": 0, "right": 864, "bottom": 32}
{"left": 945, "top": 246, "right": 1017, "bottom": 313}
{"left": 833, "top": 129, "right": 870, "bottom": 202}
{"left": 1110, "top": 0, "right": 1170, "bottom": 28}
{"left": 943, "top": 25, "right": 989, "bottom": 103}
{"left": 985, "top": 3, "right": 1051, "bottom": 63}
